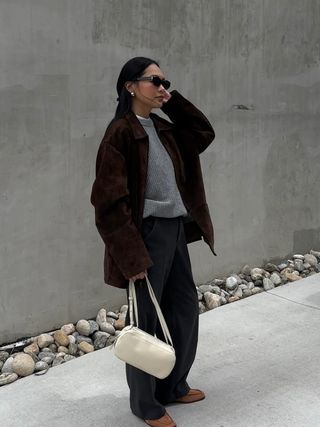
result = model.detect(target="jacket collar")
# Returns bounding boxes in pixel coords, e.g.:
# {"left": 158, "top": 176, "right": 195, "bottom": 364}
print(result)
{"left": 125, "top": 111, "right": 173, "bottom": 140}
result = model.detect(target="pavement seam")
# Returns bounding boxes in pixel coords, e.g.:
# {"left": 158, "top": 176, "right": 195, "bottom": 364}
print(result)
{"left": 265, "top": 290, "right": 320, "bottom": 311}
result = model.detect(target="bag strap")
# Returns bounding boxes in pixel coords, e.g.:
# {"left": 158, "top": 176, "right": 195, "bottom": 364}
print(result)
{"left": 128, "top": 277, "right": 174, "bottom": 347}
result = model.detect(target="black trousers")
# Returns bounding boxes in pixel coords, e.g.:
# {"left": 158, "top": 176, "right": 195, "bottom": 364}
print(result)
{"left": 125, "top": 216, "right": 199, "bottom": 420}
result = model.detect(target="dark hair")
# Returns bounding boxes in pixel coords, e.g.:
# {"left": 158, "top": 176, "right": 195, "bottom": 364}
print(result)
{"left": 107, "top": 57, "right": 159, "bottom": 128}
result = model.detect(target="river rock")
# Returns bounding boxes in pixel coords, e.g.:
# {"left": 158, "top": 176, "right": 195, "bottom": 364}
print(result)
{"left": 93, "top": 331, "right": 110, "bottom": 340}
{"left": 24, "top": 342, "right": 39, "bottom": 355}
{"left": 304, "top": 254, "right": 318, "bottom": 266}
{"left": 76, "top": 320, "right": 91, "bottom": 336}
{"left": 61, "top": 323, "right": 75, "bottom": 335}
{"left": 52, "top": 356, "right": 64, "bottom": 367}
{"left": 88, "top": 320, "right": 99, "bottom": 335}
{"left": 114, "top": 318, "right": 125, "bottom": 331}
{"left": 76, "top": 335, "right": 93, "bottom": 345}
{"left": 64, "top": 355, "right": 76, "bottom": 362}
{"left": 294, "top": 259, "right": 304, "bottom": 272}
{"left": 278, "top": 263, "right": 288, "bottom": 271}
{"left": 0, "top": 372, "right": 18, "bottom": 386}
{"left": 106, "top": 334, "right": 127, "bottom": 347}
{"left": 242, "top": 289, "right": 253, "bottom": 297}
{"left": 233, "top": 274, "right": 242, "bottom": 285}
{"left": 310, "top": 250, "right": 320, "bottom": 259}
{"left": 2, "top": 356, "right": 14, "bottom": 373}
{"left": 49, "top": 343, "right": 58, "bottom": 352}
{"left": 34, "top": 361, "right": 49, "bottom": 372}
{"left": 120, "top": 305, "right": 128, "bottom": 313}
{"left": 12, "top": 353, "right": 35, "bottom": 377}
{"left": 68, "top": 343, "right": 78, "bottom": 356}
{"left": 28, "top": 352, "right": 39, "bottom": 363}
{"left": 250, "top": 268, "right": 264, "bottom": 281}
{"left": 38, "top": 352, "right": 55, "bottom": 363}
{"left": 94, "top": 334, "right": 109, "bottom": 350}
{"left": 100, "top": 322, "right": 116, "bottom": 335}
{"left": 106, "top": 311, "right": 119, "bottom": 320}
{"left": 57, "top": 346, "right": 69, "bottom": 354}
{"left": 96, "top": 308, "right": 107, "bottom": 327}
{"left": 228, "top": 296, "right": 240, "bottom": 303}
{"left": 106, "top": 317, "right": 116, "bottom": 326}
{"left": 78, "top": 342, "right": 94, "bottom": 353}
{"left": 226, "top": 276, "right": 238, "bottom": 291}
{"left": 199, "top": 302, "right": 206, "bottom": 314}
{"left": 233, "top": 287, "right": 243, "bottom": 298}
{"left": 286, "top": 272, "right": 301, "bottom": 282}
{"left": 211, "top": 285, "right": 222, "bottom": 295}
{"left": 68, "top": 335, "right": 76, "bottom": 345}
{"left": 264, "top": 263, "right": 279, "bottom": 273}
{"left": 252, "top": 287, "right": 263, "bottom": 294}
{"left": 54, "top": 330, "right": 69, "bottom": 347}
{"left": 212, "top": 278, "right": 225, "bottom": 286}
{"left": 204, "top": 292, "right": 221, "bottom": 309}
{"left": 293, "top": 254, "right": 304, "bottom": 260}
{"left": 0, "top": 351, "right": 10, "bottom": 363}
{"left": 40, "top": 358, "right": 52, "bottom": 367}
{"left": 281, "top": 268, "right": 300, "bottom": 282}
{"left": 263, "top": 278, "right": 274, "bottom": 291}
{"left": 270, "top": 272, "right": 282, "bottom": 285}
{"left": 57, "top": 352, "right": 67, "bottom": 358}
{"left": 198, "top": 284, "right": 214, "bottom": 294}
{"left": 280, "top": 267, "right": 293, "bottom": 281}
{"left": 37, "top": 334, "right": 54, "bottom": 349}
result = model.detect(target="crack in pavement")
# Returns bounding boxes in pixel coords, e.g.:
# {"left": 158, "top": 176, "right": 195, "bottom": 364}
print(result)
{"left": 265, "top": 290, "right": 320, "bottom": 311}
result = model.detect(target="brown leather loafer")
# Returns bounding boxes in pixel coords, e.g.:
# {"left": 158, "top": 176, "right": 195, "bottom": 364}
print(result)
{"left": 175, "top": 388, "right": 205, "bottom": 404}
{"left": 145, "top": 411, "right": 176, "bottom": 427}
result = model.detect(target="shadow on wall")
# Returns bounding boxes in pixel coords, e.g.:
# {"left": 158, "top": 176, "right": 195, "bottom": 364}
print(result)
{"left": 263, "top": 130, "right": 320, "bottom": 256}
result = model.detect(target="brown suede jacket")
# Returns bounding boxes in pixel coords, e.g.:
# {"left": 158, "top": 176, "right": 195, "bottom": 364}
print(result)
{"left": 90, "top": 90, "right": 216, "bottom": 288}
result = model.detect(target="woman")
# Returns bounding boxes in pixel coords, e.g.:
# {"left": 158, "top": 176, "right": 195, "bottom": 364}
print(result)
{"left": 90, "top": 57, "right": 216, "bottom": 427}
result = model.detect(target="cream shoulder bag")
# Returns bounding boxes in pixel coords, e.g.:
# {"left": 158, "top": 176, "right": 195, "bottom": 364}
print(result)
{"left": 112, "top": 276, "right": 176, "bottom": 379}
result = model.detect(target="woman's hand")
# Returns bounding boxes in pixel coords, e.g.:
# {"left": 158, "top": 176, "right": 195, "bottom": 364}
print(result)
{"left": 129, "top": 270, "right": 148, "bottom": 281}
{"left": 162, "top": 89, "right": 172, "bottom": 103}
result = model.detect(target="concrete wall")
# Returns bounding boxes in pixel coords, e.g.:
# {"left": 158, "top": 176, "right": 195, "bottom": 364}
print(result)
{"left": 1, "top": 0, "right": 319, "bottom": 344}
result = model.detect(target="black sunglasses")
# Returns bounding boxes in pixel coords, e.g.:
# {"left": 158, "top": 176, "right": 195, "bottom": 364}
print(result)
{"left": 134, "top": 75, "right": 171, "bottom": 90}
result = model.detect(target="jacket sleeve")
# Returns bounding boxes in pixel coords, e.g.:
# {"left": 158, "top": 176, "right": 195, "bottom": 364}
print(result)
{"left": 161, "top": 90, "right": 215, "bottom": 153}
{"left": 90, "top": 129, "right": 154, "bottom": 279}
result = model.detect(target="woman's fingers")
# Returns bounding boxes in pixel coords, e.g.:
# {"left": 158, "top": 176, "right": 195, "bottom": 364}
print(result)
{"left": 129, "top": 270, "right": 148, "bottom": 281}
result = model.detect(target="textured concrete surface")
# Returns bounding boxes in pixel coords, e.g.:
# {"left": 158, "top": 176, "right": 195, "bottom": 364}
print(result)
{"left": 1, "top": 1, "right": 320, "bottom": 343}
{"left": 1, "top": 274, "right": 320, "bottom": 427}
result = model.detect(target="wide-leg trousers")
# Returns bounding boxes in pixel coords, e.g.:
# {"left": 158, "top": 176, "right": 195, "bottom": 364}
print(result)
{"left": 125, "top": 216, "right": 199, "bottom": 420}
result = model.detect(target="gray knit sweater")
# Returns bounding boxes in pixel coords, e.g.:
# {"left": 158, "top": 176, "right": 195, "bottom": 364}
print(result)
{"left": 136, "top": 115, "right": 188, "bottom": 219}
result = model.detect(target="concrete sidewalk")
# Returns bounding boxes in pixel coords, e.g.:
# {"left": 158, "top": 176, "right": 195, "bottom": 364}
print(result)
{"left": 1, "top": 274, "right": 320, "bottom": 427}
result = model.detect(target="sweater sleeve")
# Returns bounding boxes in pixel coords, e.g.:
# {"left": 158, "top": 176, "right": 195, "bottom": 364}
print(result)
{"left": 161, "top": 90, "right": 215, "bottom": 154}
{"left": 90, "top": 128, "right": 153, "bottom": 279}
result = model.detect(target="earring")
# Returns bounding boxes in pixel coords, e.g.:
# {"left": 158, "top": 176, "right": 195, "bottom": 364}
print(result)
{"left": 130, "top": 92, "right": 135, "bottom": 97}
